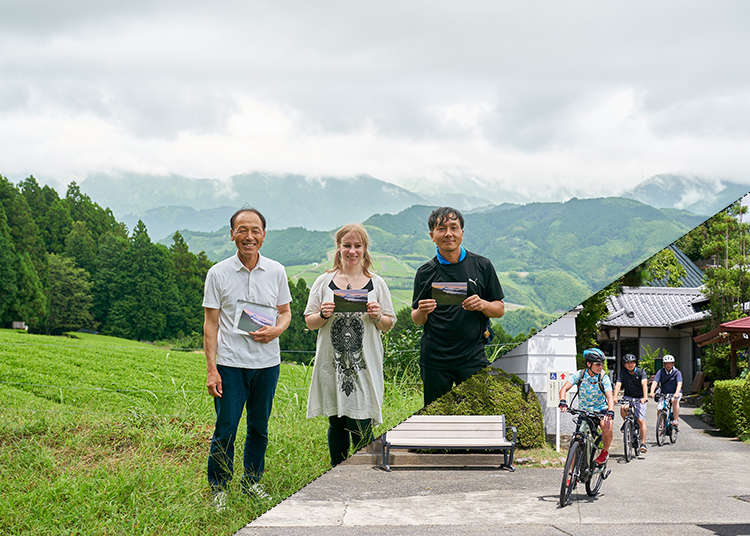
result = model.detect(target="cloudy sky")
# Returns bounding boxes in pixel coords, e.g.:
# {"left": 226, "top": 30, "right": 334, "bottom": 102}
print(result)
{"left": 2, "top": 1, "right": 749, "bottom": 200}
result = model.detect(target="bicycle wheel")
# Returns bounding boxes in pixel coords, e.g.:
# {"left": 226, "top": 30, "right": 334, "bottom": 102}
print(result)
{"left": 585, "top": 459, "right": 605, "bottom": 496}
{"left": 623, "top": 420, "right": 632, "bottom": 462}
{"left": 560, "top": 440, "right": 581, "bottom": 507}
{"left": 656, "top": 411, "right": 667, "bottom": 446}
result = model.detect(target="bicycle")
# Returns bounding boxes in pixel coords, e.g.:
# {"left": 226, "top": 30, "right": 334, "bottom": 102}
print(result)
{"left": 559, "top": 407, "right": 611, "bottom": 507}
{"left": 655, "top": 393, "right": 678, "bottom": 446}
{"left": 618, "top": 397, "right": 642, "bottom": 462}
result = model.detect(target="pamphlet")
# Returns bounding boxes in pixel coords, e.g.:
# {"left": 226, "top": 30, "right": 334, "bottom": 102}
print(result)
{"left": 333, "top": 289, "right": 368, "bottom": 313}
{"left": 431, "top": 281, "right": 467, "bottom": 305}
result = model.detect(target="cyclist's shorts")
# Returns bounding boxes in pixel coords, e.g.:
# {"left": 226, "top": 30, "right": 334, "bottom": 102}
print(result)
{"left": 622, "top": 396, "right": 646, "bottom": 420}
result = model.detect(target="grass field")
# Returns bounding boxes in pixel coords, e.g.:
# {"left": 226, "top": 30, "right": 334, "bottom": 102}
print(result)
{"left": 0, "top": 329, "right": 422, "bottom": 535}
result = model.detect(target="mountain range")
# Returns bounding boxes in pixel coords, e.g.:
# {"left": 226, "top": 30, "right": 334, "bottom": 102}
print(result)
{"left": 80, "top": 171, "right": 747, "bottom": 241}
{"left": 167, "top": 197, "right": 706, "bottom": 321}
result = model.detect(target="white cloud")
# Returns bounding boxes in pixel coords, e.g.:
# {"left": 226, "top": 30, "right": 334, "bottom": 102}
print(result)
{"left": 1, "top": 1, "right": 750, "bottom": 198}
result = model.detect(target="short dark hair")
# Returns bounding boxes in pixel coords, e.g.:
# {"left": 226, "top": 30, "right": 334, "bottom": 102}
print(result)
{"left": 428, "top": 207, "right": 464, "bottom": 231}
{"left": 230, "top": 208, "right": 266, "bottom": 231}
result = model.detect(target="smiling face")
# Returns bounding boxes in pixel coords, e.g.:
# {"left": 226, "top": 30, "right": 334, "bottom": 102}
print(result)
{"left": 625, "top": 361, "right": 636, "bottom": 372}
{"left": 429, "top": 213, "right": 464, "bottom": 255}
{"left": 337, "top": 230, "right": 365, "bottom": 269}
{"left": 230, "top": 210, "right": 265, "bottom": 258}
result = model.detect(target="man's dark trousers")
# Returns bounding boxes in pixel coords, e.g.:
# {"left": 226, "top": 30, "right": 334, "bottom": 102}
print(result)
{"left": 207, "top": 363, "right": 280, "bottom": 490}
{"left": 420, "top": 361, "right": 486, "bottom": 406}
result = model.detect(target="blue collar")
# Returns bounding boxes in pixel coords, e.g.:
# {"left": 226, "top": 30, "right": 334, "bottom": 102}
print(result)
{"left": 436, "top": 246, "right": 466, "bottom": 264}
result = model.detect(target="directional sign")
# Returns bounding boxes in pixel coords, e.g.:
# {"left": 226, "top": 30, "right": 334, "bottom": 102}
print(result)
{"left": 546, "top": 372, "right": 572, "bottom": 408}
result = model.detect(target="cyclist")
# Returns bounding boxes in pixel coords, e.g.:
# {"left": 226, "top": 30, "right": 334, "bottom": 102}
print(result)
{"left": 613, "top": 353, "right": 648, "bottom": 454}
{"left": 649, "top": 354, "right": 683, "bottom": 429}
{"left": 559, "top": 348, "right": 615, "bottom": 464}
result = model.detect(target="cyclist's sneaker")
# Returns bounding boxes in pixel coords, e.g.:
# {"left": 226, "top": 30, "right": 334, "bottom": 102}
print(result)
{"left": 640, "top": 443, "right": 648, "bottom": 454}
{"left": 672, "top": 421, "right": 679, "bottom": 430}
{"left": 594, "top": 449, "right": 609, "bottom": 464}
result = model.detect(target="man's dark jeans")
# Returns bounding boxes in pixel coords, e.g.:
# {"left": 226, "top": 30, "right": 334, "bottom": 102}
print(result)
{"left": 207, "top": 364, "right": 280, "bottom": 490}
{"left": 420, "top": 361, "right": 486, "bottom": 406}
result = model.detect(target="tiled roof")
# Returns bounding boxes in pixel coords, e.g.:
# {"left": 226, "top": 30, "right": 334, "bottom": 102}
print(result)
{"left": 601, "top": 286, "right": 709, "bottom": 328}
{"left": 646, "top": 245, "right": 705, "bottom": 288}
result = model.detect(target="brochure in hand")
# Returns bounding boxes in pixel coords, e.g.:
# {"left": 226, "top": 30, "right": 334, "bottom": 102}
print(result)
{"left": 333, "top": 289, "right": 368, "bottom": 313}
{"left": 238, "top": 303, "right": 277, "bottom": 333}
{"left": 431, "top": 281, "right": 467, "bottom": 306}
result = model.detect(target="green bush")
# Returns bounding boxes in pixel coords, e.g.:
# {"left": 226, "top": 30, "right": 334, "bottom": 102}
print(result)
{"left": 713, "top": 379, "right": 750, "bottom": 437}
{"left": 420, "top": 367, "right": 545, "bottom": 448}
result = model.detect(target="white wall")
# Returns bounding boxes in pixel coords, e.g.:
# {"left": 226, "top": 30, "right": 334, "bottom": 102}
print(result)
{"left": 494, "top": 308, "right": 580, "bottom": 435}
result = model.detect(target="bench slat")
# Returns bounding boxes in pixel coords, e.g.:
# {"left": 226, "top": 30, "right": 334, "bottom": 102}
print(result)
{"left": 401, "top": 415, "right": 504, "bottom": 423}
{"left": 392, "top": 423, "right": 504, "bottom": 431}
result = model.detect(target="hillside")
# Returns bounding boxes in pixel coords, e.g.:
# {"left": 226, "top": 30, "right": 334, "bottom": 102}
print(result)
{"left": 172, "top": 197, "right": 704, "bottom": 318}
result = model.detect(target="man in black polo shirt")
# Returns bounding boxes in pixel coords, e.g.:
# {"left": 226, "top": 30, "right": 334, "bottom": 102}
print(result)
{"left": 613, "top": 353, "right": 649, "bottom": 454}
{"left": 411, "top": 207, "right": 505, "bottom": 406}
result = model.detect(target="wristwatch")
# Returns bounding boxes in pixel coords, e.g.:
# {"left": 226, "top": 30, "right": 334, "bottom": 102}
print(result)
{"left": 319, "top": 310, "right": 331, "bottom": 320}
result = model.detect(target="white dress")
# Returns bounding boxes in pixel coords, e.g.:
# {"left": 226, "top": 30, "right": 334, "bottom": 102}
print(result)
{"left": 305, "top": 271, "right": 395, "bottom": 425}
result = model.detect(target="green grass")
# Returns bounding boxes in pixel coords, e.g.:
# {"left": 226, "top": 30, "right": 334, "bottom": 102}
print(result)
{"left": 0, "top": 329, "right": 422, "bottom": 535}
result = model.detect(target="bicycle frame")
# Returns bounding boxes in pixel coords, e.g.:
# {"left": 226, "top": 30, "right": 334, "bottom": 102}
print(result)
{"left": 570, "top": 409, "right": 604, "bottom": 482}
{"left": 656, "top": 393, "right": 678, "bottom": 446}
{"left": 619, "top": 398, "right": 642, "bottom": 461}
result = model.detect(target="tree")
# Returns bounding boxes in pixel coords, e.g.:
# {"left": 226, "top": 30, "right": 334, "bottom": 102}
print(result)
{"left": 40, "top": 198, "right": 73, "bottom": 255}
{"left": 576, "top": 279, "right": 621, "bottom": 351}
{"left": 168, "top": 231, "right": 209, "bottom": 336}
{"left": 91, "top": 231, "right": 129, "bottom": 328}
{"left": 0, "top": 206, "right": 18, "bottom": 323}
{"left": 107, "top": 221, "right": 180, "bottom": 340}
{"left": 64, "top": 221, "right": 97, "bottom": 275}
{"left": 0, "top": 175, "right": 46, "bottom": 272}
{"left": 10, "top": 252, "right": 48, "bottom": 330}
{"left": 46, "top": 253, "right": 94, "bottom": 334}
{"left": 279, "top": 278, "right": 317, "bottom": 363}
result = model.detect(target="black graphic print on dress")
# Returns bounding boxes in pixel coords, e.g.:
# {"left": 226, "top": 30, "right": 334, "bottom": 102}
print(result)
{"left": 330, "top": 313, "right": 366, "bottom": 396}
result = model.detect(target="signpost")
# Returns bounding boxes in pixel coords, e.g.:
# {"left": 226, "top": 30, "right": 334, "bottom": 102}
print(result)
{"left": 547, "top": 371, "right": 572, "bottom": 452}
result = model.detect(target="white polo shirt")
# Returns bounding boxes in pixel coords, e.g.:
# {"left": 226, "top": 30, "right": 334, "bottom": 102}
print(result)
{"left": 203, "top": 253, "right": 292, "bottom": 369}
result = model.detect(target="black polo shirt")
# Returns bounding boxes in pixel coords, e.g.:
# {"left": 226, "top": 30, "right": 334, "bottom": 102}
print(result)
{"left": 412, "top": 251, "right": 504, "bottom": 370}
{"left": 616, "top": 366, "right": 647, "bottom": 398}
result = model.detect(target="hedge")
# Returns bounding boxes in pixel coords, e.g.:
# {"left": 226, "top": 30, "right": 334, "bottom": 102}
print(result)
{"left": 713, "top": 378, "right": 750, "bottom": 437}
{"left": 420, "top": 366, "right": 546, "bottom": 448}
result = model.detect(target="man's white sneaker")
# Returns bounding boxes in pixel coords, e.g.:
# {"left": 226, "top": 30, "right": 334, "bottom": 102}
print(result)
{"left": 640, "top": 443, "right": 648, "bottom": 454}
{"left": 244, "top": 482, "right": 271, "bottom": 500}
{"left": 212, "top": 490, "right": 228, "bottom": 512}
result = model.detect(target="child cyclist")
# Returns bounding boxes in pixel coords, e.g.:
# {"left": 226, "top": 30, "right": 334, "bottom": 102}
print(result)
{"left": 558, "top": 348, "right": 615, "bottom": 464}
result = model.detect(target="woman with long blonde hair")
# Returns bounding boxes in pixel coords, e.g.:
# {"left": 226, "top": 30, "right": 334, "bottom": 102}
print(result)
{"left": 304, "top": 224, "right": 395, "bottom": 466}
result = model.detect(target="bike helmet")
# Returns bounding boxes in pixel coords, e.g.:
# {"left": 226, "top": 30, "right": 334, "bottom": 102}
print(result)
{"left": 623, "top": 353, "right": 637, "bottom": 363}
{"left": 663, "top": 354, "right": 675, "bottom": 363}
{"left": 583, "top": 348, "right": 605, "bottom": 363}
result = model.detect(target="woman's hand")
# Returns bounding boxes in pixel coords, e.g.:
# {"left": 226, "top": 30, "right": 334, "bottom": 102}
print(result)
{"left": 366, "top": 301, "right": 382, "bottom": 322}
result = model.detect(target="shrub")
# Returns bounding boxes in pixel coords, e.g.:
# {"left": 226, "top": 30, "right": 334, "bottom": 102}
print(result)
{"left": 420, "top": 367, "right": 545, "bottom": 448}
{"left": 713, "top": 379, "right": 750, "bottom": 437}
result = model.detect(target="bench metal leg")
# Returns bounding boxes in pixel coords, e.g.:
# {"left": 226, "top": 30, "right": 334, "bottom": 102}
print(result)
{"left": 379, "top": 442, "right": 391, "bottom": 472}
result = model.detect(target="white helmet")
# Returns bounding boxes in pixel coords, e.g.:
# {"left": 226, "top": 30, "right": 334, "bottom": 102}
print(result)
{"left": 663, "top": 354, "right": 675, "bottom": 363}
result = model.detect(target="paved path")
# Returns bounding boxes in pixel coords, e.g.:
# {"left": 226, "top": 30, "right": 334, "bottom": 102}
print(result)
{"left": 239, "top": 405, "right": 750, "bottom": 536}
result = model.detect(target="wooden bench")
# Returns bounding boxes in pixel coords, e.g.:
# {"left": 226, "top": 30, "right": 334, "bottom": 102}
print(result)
{"left": 380, "top": 415, "right": 517, "bottom": 472}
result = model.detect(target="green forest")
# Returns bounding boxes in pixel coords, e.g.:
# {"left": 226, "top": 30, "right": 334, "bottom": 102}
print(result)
{"left": 1, "top": 174, "right": 705, "bottom": 350}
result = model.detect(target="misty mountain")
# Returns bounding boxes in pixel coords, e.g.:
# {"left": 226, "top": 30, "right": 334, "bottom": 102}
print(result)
{"left": 622, "top": 174, "right": 749, "bottom": 215}
{"left": 81, "top": 171, "right": 496, "bottom": 238}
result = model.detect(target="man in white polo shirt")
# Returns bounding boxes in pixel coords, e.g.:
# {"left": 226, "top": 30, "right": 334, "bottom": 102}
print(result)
{"left": 203, "top": 208, "right": 291, "bottom": 505}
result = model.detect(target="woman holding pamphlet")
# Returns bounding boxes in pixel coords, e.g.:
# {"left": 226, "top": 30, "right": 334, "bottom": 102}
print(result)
{"left": 304, "top": 223, "right": 395, "bottom": 466}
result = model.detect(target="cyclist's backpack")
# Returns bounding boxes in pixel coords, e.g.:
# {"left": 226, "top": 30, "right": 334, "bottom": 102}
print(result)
{"left": 570, "top": 369, "right": 607, "bottom": 403}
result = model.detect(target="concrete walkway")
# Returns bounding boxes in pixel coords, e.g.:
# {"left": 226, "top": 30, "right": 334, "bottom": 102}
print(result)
{"left": 239, "top": 405, "right": 750, "bottom": 536}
